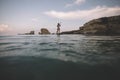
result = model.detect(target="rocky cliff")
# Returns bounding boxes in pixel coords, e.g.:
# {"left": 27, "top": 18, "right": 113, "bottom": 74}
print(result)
{"left": 80, "top": 15, "right": 120, "bottom": 35}
{"left": 61, "top": 15, "right": 120, "bottom": 35}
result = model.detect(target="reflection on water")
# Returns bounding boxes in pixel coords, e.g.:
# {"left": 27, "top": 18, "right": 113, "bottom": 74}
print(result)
{"left": 56, "top": 35, "right": 61, "bottom": 54}
{"left": 0, "top": 35, "right": 120, "bottom": 80}
{"left": 56, "top": 34, "right": 61, "bottom": 44}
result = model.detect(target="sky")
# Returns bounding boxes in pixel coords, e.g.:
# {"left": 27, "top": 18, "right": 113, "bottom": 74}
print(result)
{"left": 0, "top": 0, "right": 120, "bottom": 35}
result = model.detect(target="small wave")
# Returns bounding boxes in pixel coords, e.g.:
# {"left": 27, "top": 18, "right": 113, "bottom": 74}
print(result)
{"left": 61, "top": 50, "right": 87, "bottom": 58}
{"left": 59, "top": 43, "right": 75, "bottom": 46}
{"left": 22, "top": 42, "right": 30, "bottom": 45}
{"left": 61, "top": 50, "right": 79, "bottom": 54}
{"left": 35, "top": 48, "right": 58, "bottom": 52}
{"left": 0, "top": 43, "right": 11, "bottom": 45}
{"left": 0, "top": 47, "right": 25, "bottom": 52}
{"left": 38, "top": 43, "right": 50, "bottom": 45}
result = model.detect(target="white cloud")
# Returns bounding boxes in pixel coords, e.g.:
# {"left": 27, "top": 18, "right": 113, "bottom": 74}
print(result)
{"left": 75, "top": 0, "right": 86, "bottom": 4}
{"left": 44, "top": 6, "right": 120, "bottom": 20}
{"left": 66, "top": 0, "right": 85, "bottom": 7}
{"left": 0, "top": 24, "right": 12, "bottom": 33}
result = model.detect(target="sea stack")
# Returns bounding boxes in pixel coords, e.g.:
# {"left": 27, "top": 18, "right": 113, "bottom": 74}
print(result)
{"left": 39, "top": 28, "right": 51, "bottom": 34}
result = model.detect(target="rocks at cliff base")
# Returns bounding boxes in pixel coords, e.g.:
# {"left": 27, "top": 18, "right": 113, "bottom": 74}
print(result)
{"left": 39, "top": 28, "right": 51, "bottom": 34}
{"left": 61, "top": 30, "right": 81, "bottom": 34}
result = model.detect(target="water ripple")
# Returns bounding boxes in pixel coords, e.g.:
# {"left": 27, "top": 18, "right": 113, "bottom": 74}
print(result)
{"left": 0, "top": 35, "right": 120, "bottom": 65}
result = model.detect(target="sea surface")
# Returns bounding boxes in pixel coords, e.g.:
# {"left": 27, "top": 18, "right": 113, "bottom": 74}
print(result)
{"left": 0, "top": 35, "right": 120, "bottom": 80}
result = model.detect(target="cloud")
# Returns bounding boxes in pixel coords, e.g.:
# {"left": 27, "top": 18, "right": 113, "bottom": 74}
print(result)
{"left": 66, "top": 0, "right": 85, "bottom": 7}
{"left": 74, "top": 0, "right": 86, "bottom": 4}
{"left": 31, "top": 18, "right": 39, "bottom": 22}
{"left": 44, "top": 6, "right": 120, "bottom": 20}
{"left": 0, "top": 24, "right": 12, "bottom": 33}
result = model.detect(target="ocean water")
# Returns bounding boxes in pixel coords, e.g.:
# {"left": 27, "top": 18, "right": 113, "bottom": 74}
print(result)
{"left": 0, "top": 35, "right": 120, "bottom": 80}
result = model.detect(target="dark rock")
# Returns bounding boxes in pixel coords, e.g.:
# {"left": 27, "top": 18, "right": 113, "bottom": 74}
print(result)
{"left": 61, "top": 30, "right": 81, "bottom": 34}
{"left": 61, "top": 15, "right": 120, "bottom": 35}
{"left": 25, "top": 31, "right": 35, "bottom": 35}
{"left": 80, "top": 15, "right": 120, "bottom": 35}
{"left": 39, "top": 28, "right": 50, "bottom": 34}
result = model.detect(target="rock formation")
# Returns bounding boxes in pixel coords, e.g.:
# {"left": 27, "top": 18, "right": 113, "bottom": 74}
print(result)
{"left": 61, "top": 30, "right": 81, "bottom": 34}
{"left": 39, "top": 28, "right": 50, "bottom": 34}
{"left": 25, "top": 31, "right": 35, "bottom": 35}
{"left": 61, "top": 15, "right": 120, "bottom": 35}
{"left": 80, "top": 15, "right": 120, "bottom": 35}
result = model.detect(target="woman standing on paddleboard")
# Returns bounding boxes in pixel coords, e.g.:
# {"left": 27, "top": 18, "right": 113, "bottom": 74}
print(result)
{"left": 56, "top": 23, "right": 61, "bottom": 34}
